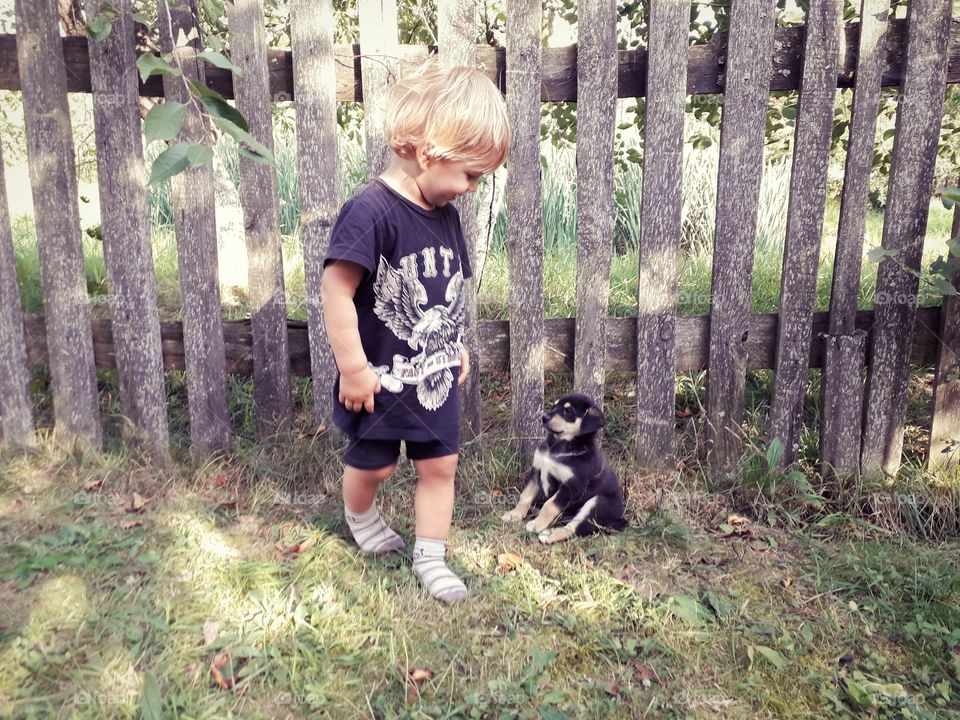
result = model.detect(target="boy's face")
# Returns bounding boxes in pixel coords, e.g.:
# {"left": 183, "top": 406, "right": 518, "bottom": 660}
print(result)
{"left": 416, "top": 151, "right": 500, "bottom": 208}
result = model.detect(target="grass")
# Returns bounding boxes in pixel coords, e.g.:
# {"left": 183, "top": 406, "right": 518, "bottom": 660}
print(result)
{"left": 1, "top": 371, "right": 959, "bottom": 719}
{"left": 9, "top": 133, "right": 957, "bottom": 322}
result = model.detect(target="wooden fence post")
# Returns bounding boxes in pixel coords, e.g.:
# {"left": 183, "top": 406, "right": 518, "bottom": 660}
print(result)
{"left": 290, "top": 0, "right": 339, "bottom": 435}
{"left": 15, "top": 0, "right": 101, "bottom": 451}
{"left": 768, "top": 0, "right": 843, "bottom": 466}
{"left": 358, "top": 0, "right": 400, "bottom": 179}
{"left": 703, "top": 0, "right": 777, "bottom": 477}
{"left": 506, "top": 0, "right": 544, "bottom": 458}
{"left": 86, "top": 0, "right": 169, "bottom": 462}
{"left": 635, "top": 0, "right": 688, "bottom": 472}
{"left": 861, "top": 0, "right": 952, "bottom": 479}
{"left": 573, "top": 0, "right": 617, "bottom": 408}
{"left": 158, "top": 0, "right": 231, "bottom": 456}
{"left": 926, "top": 176, "right": 960, "bottom": 469}
{"left": 439, "top": 0, "right": 484, "bottom": 442}
{"left": 229, "top": 0, "right": 293, "bottom": 436}
{"left": 0, "top": 141, "right": 33, "bottom": 447}
{"left": 820, "top": 0, "right": 889, "bottom": 479}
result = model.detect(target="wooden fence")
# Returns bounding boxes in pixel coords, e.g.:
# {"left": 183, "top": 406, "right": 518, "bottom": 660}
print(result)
{"left": 0, "top": 0, "right": 959, "bottom": 483}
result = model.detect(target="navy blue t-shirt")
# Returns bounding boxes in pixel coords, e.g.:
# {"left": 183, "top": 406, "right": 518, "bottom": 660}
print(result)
{"left": 323, "top": 178, "right": 473, "bottom": 444}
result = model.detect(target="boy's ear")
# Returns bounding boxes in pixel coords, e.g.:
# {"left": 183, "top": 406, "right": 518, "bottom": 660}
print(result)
{"left": 415, "top": 144, "right": 437, "bottom": 169}
{"left": 580, "top": 405, "right": 605, "bottom": 435}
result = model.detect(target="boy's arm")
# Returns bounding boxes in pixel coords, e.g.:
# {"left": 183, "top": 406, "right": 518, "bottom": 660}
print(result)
{"left": 320, "top": 260, "right": 380, "bottom": 413}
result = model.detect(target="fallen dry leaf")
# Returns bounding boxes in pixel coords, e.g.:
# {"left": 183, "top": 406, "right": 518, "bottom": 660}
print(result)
{"left": 405, "top": 667, "right": 434, "bottom": 704}
{"left": 210, "top": 652, "right": 234, "bottom": 690}
{"left": 212, "top": 473, "right": 229, "bottom": 489}
{"left": 676, "top": 407, "right": 692, "bottom": 418}
{"left": 606, "top": 678, "right": 621, "bottom": 697}
{"left": 496, "top": 552, "right": 524, "bottom": 574}
{"left": 781, "top": 577, "right": 793, "bottom": 589}
{"left": 632, "top": 661, "right": 662, "bottom": 685}
{"left": 119, "top": 519, "right": 143, "bottom": 530}
{"left": 288, "top": 536, "right": 318, "bottom": 555}
{"left": 84, "top": 478, "right": 103, "bottom": 492}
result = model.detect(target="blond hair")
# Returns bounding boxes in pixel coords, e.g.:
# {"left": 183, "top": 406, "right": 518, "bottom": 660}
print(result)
{"left": 384, "top": 56, "right": 510, "bottom": 173}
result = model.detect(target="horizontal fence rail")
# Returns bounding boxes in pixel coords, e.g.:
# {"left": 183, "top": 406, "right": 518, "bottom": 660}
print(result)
{"left": 0, "top": 19, "right": 958, "bottom": 100}
{"left": 18, "top": 307, "right": 946, "bottom": 376}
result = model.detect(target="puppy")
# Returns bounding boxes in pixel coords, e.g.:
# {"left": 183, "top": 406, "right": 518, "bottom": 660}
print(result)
{"left": 502, "top": 393, "right": 627, "bottom": 544}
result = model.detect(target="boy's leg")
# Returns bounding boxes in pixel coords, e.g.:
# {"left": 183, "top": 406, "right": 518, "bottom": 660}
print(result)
{"left": 411, "top": 451, "right": 468, "bottom": 603}
{"left": 341, "top": 438, "right": 404, "bottom": 554}
{"left": 343, "top": 464, "right": 405, "bottom": 553}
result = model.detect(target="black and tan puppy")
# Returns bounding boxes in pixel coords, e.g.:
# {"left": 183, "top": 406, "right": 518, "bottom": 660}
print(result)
{"left": 501, "top": 393, "right": 627, "bottom": 544}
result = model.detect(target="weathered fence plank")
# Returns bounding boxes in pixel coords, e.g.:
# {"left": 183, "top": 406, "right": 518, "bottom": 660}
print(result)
{"left": 3, "top": 20, "right": 957, "bottom": 100}
{"left": 573, "top": 0, "right": 617, "bottom": 407}
{"left": 927, "top": 174, "right": 960, "bottom": 470}
{"left": 0, "top": 143, "right": 33, "bottom": 446}
{"left": 506, "top": 0, "right": 544, "bottom": 455}
{"left": 229, "top": 0, "right": 293, "bottom": 435}
{"left": 438, "top": 0, "right": 483, "bottom": 441}
{"left": 635, "top": 0, "right": 687, "bottom": 471}
{"left": 358, "top": 0, "right": 400, "bottom": 178}
{"left": 290, "top": 0, "right": 339, "bottom": 434}
{"left": 158, "top": 0, "right": 231, "bottom": 455}
{"left": 861, "top": 0, "right": 952, "bottom": 479}
{"left": 14, "top": 0, "right": 101, "bottom": 450}
{"left": 23, "top": 307, "right": 943, "bottom": 378}
{"left": 820, "top": 0, "right": 889, "bottom": 478}
{"left": 85, "top": 0, "right": 169, "bottom": 461}
{"left": 768, "top": 0, "right": 843, "bottom": 466}
{"left": 703, "top": 0, "right": 777, "bottom": 477}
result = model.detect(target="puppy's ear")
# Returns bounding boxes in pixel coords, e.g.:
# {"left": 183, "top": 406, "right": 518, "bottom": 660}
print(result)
{"left": 580, "top": 405, "right": 605, "bottom": 435}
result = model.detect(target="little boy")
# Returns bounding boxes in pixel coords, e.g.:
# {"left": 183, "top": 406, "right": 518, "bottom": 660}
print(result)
{"left": 320, "top": 58, "right": 510, "bottom": 603}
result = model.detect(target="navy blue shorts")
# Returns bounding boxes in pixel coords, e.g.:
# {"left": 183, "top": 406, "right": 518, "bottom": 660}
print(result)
{"left": 342, "top": 437, "right": 458, "bottom": 470}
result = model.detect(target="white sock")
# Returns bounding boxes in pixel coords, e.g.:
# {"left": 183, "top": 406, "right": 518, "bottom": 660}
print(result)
{"left": 412, "top": 537, "right": 468, "bottom": 604}
{"left": 344, "top": 503, "right": 405, "bottom": 554}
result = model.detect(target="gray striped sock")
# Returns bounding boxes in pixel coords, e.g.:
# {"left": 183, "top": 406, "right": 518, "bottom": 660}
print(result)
{"left": 344, "top": 503, "right": 405, "bottom": 554}
{"left": 412, "top": 537, "right": 468, "bottom": 604}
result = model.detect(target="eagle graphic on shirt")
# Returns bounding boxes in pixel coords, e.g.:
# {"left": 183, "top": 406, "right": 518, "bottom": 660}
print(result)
{"left": 371, "top": 255, "right": 465, "bottom": 411}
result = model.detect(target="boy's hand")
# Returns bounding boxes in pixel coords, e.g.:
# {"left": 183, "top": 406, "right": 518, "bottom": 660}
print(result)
{"left": 339, "top": 366, "right": 381, "bottom": 413}
{"left": 457, "top": 347, "right": 470, "bottom": 385}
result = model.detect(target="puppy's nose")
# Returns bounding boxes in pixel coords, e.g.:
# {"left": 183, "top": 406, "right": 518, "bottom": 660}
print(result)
{"left": 541, "top": 413, "right": 550, "bottom": 424}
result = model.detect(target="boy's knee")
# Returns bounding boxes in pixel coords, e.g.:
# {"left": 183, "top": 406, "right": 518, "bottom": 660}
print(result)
{"left": 348, "top": 463, "right": 397, "bottom": 484}
{"left": 416, "top": 454, "right": 459, "bottom": 480}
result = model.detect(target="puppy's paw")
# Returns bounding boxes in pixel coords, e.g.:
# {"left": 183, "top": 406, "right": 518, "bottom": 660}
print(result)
{"left": 501, "top": 509, "right": 526, "bottom": 524}
{"left": 538, "top": 528, "right": 570, "bottom": 544}
{"left": 525, "top": 519, "right": 540, "bottom": 533}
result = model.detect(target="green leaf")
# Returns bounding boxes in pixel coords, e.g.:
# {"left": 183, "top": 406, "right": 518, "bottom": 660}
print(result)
{"left": 212, "top": 116, "right": 275, "bottom": 166}
{"left": 131, "top": 12, "right": 152, "bottom": 25}
{"left": 144, "top": 102, "right": 188, "bottom": 145}
{"left": 866, "top": 246, "right": 897, "bottom": 264}
{"left": 752, "top": 644, "right": 788, "bottom": 670}
{"left": 766, "top": 437, "right": 783, "bottom": 468}
{"left": 198, "top": 51, "right": 244, "bottom": 77}
{"left": 140, "top": 671, "right": 163, "bottom": 720}
{"left": 199, "top": 95, "right": 249, "bottom": 132}
{"left": 148, "top": 143, "right": 192, "bottom": 186}
{"left": 931, "top": 277, "right": 959, "bottom": 296}
{"left": 186, "top": 143, "right": 214, "bottom": 167}
{"left": 940, "top": 185, "right": 960, "bottom": 210}
{"left": 136, "top": 54, "right": 182, "bottom": 84}
{"left": 670, "top": 594, "right": 710, "bottom": 628}
{"left": 86, "top": 15, "right": 113, "bottom": 41}
{"left": 844, "top": 679, "right": 875, "bottom": 710}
